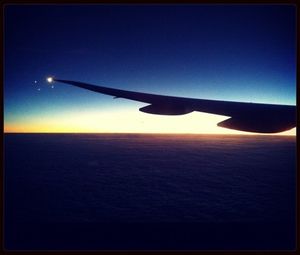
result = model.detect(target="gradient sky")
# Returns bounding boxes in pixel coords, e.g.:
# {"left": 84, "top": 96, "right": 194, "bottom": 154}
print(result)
{"left": 4, "top": 4, "right": 296, "bottom": 134}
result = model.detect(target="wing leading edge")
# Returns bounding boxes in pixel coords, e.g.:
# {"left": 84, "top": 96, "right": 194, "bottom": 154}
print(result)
{"left": 53, "top": 78, "right": 296, "bottom": 133}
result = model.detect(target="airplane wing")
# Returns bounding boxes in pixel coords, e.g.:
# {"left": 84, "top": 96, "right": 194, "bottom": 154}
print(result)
{"left": 52, "top": 78, "right": 296, "bottom": 133}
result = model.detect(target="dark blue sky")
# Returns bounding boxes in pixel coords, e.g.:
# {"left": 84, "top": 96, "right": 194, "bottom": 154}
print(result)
{"left": 4, "top": 4, "right": 296, "bottom": 133}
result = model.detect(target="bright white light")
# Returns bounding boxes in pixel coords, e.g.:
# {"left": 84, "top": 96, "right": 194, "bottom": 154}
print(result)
{"left": 47, "top": 77, "right": 53, "bottom": 83}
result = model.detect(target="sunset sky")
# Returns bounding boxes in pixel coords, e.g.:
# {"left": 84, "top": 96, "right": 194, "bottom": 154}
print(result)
{"left": 4, "top": 4, "right": 296, "bottom": 134}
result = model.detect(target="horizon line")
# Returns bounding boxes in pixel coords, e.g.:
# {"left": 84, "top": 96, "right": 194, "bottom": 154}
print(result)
{"left": 3, "top": 131, "right": 296, "bottom": 136}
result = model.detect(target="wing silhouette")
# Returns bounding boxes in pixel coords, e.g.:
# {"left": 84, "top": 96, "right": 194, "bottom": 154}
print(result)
{"left": 53, "top": 79, "right": 296, "bottom": 133}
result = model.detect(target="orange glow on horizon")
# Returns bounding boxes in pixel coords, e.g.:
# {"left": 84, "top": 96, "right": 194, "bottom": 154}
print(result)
{"left": 4, "top": 109, "right": 296, "bottom": 136}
